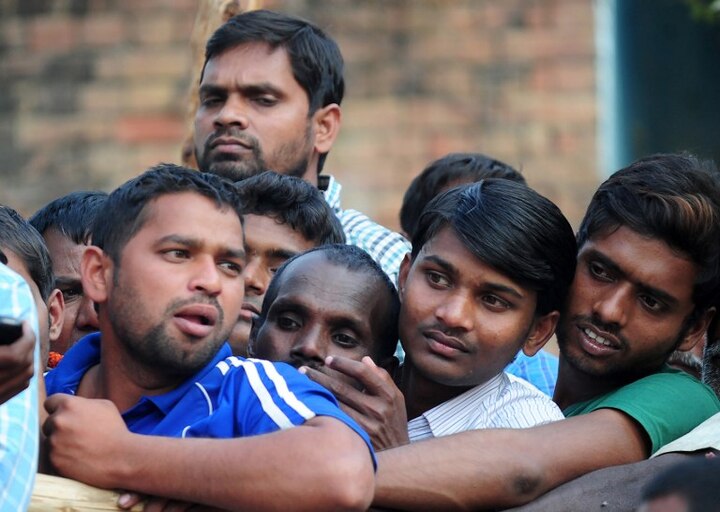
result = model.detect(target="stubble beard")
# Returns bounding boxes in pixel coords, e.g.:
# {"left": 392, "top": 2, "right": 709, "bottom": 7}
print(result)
{"left": 196, "top": 124, "right": 313, "bottom": 182}
{"left": 108, "top": 276, "right": 228, "bottom": 380}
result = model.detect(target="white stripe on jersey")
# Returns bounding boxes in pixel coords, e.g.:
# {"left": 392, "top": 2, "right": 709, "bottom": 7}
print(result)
{"left": 194, "top": 382, "right": 214, "bottom": 416}
{"left": 252, "top": 359, "right": 315, "bottom": 421}
{"left": 238, "top": 360, "right": 294, "bottom": 429}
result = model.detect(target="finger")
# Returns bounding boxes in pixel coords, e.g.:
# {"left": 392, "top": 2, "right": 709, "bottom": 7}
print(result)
{"left": 44, "top": 392, "right": 72, "bottom": 414}
{"left": 301, "top": 366, "right": 367, "bottom": 406}
{"left": 117, "top": 492, "right": 147, "bottom": 510}
{"left": 327, "top": 355, "right": 396, "bottom": 396}
{"left": 302, "top": 366, "right": 381, "bottom": 415}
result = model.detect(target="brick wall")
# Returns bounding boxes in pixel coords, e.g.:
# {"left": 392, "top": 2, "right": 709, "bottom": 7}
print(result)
{"left": 0, "top": 0, "right": 598, "bottom": 229}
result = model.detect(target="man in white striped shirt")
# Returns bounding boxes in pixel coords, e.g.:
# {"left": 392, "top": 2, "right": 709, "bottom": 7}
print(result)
{"left": 304, "top": 179, "right": 576, "bottom": 449}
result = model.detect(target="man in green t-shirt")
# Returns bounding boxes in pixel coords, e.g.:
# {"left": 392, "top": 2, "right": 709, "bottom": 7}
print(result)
{"left": 371, "top": 153, "right": 720, "bottom": 511}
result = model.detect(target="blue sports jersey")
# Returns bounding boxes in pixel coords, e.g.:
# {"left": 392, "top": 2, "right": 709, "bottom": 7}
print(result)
{"left": 46, "top": 333, "right": 375, "bottom": 463}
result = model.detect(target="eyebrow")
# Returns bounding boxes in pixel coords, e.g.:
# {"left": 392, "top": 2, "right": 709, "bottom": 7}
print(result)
{"left": 585, "top": 249, "right": 679, "bottom": 306}
{"left": 422, "top": 254, "right": 525, "bottom": 299}
{"left": 263, "top": 248, "right": 300, "bottom": 261}
{"left": 54, "top": 276, "right": 82, "bottom": 287}
{"left": 157, "top": 235, "right": 245, "bottom": 260}
{"left": 199, "top": 82, "right": 284, "bottom": 98}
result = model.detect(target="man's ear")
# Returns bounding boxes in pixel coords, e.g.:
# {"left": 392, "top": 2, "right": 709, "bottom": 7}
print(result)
{"left": 677, "top": 307, "right": 715, "bottom": 352}
{"left": 47, "top": 289, "right": 65, "bottom": 343}
{"left": 81, "top": 246, "right": 112, "bottom": 305}
{"left": 311, "top": 103, "right": 341, "bottom": 155}
{"left": 397, "top": 253, "right": 412, "bottom": 303}
{"left": 522, "top": 311, "right": 560, "bottom": 357}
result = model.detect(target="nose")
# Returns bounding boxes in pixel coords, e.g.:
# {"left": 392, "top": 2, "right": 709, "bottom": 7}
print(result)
{"left": 214, "top": 95, "right": 249, "bottom": 130}
{"left": 75, "top": 295, "right": 99, "bottom": 332}
{"left": 290, "top": 327, "right": 327, "bottom": 368}
{"left": 243, "top": 257, "right": 270, "bottom": 297}
{"left": 189, "top": 256, "right": 222, "bottom": 297}
{"left": 592, "top": 284, "right": 631, "bottom": 328}
{"left": 435, "top": 289, "right": 474, "bottom": 332}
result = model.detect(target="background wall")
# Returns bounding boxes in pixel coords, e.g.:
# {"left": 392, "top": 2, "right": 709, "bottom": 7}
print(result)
{"left": 0, "top": 0, "right": 599, "bottom": 230}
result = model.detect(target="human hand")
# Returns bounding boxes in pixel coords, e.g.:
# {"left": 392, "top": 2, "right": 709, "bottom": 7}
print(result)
{"left": 0, "top": 320, "right": 35, "bottom": 404}
{"left": 301, "top": 355, "right": 409, "bottom": 451}
{"left": 43, "top": 394, "right": 134, "bottom": 488}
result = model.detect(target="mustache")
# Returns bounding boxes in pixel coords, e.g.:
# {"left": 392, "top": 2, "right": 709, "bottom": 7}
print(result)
{"left": 206, "top": 128, "right": 260, "bottom": 151}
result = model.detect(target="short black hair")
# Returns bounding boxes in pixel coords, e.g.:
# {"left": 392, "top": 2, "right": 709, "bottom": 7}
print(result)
{"left": 412, "top": 180, "right": 576, "bottom": 316}
{"left": 641, "top": 457, "right": 720, "bottom": 512}
{"left": 29, "top": 191, "right": 109, "bottom": 245}
{"left": 259, "top": 244, "right": 399, "bottom": 361}
{"left": 400, "top": 153, "right": 525, "bottom": 238}
{"left": 235, "top": 172, "right": 345, "bottom": 246}
{"left": 92, "top": 163, "right": 243, "bottom": 265}
{"left": 202, "top": 9, "right": 344, "bottom": 173}
{"left": 0, "top": 205, "right": 54, "bottom": 301}
{"left": 578, "top": 153, "right": 720, "bottom": 313}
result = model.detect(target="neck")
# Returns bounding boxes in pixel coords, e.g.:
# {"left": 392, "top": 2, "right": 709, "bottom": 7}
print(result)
{"left": 553, "top": 356, "right": 646, "bottom": 410}
{"left": 399, "top": 359, "right": 473, "bottom": 420}
{"left": 76, "top": 332, "right": 183, "bottom": 413}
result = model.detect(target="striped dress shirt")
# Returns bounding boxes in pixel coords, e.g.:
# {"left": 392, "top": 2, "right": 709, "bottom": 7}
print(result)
{"left": 408, "top": 372, "right": 564, "bottom": 442}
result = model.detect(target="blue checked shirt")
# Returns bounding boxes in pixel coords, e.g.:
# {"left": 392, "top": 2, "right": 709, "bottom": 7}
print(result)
{"left": 0, "top": 264, "right": 40, "bottom": 512}
{"left": 323, "top": 175, "right": 411, "bottom": 288}
{"left": 505, "top": 350, "right": 559, "bottom": 397}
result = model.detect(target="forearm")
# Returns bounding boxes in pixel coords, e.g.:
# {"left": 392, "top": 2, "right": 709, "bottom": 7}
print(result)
{"left": 112, "top": 416, "right": 374, "bottom": 512}
{"left": 374, "top": 411, "right": 648, "bottom": 511}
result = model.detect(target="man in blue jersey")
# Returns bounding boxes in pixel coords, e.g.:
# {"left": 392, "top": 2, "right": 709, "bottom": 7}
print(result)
{"left": 43, "top": 164, "right": 375, "bottom": 511}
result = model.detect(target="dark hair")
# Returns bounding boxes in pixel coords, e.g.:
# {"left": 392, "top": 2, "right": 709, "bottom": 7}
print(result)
{"left": 259, "top": 244, "right": 399, "bottom": 361}
{"left": 92, "top": 163, "right": 243, "bottom": 265}
{"left": 235, "top": 172, "right": 345, "bottom": 246}
{"left": 400, "top": 153, "right": 525, "bottom": 238}
{"left": 577, "top": 153, "right": 720, "bottom": 313}
{"left": 412, "top": 180, "right": 576, "bottom": 316}
{"left": 0, "top": 205, "right": 54, "bottom": 301}
{"left": 29, "top": 191, "right": 109, "bottom": 245}
{"left": 203, "top": 9, "right": 344, "bottom": 173}
{"left": 641, "top": 457, "right": 720, "bottom": 512}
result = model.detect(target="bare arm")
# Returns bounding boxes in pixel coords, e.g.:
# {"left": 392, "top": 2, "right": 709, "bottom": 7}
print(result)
{"left": 44, "top": 394, "right": 374, "bottom": 511}
{"left": 373, "top": 409, "right": 647, "bottom": 511}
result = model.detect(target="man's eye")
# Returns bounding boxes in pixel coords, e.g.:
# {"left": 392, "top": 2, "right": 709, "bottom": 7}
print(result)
{"left": 61, "top": 287, "right": 83, "bottom": 302}
{"left": 426, "top": 270, "right": 450, "bottom": 287}
{"left": 164, "top": 249, "right": 189, "bottom": 260}
{"left": 588, "top": 261, "right": 612, "bottom": 281}
{"left": 332, "top": 333, "right": 359, "bottom": 348}
{"left": 219, "top": 261, "right": 243, "bottom": 277}
{"left": 200, "top": 96, "right": 223, "bottom": 107}
{"left": 253, "top": 96, "right": 278, "bottom": 107}
{"left": 640, "top": 294, "right": 664, "bottom": 312}
{"left": 277, "top": 315, "right": 300, "bottom": 330}
{"left": 482, "top": 294, "right": 510, "bottom": 310}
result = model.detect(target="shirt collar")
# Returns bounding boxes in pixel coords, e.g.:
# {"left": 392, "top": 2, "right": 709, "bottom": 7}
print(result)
{"left": 321, "top": 174, "right": 342, "bottom": 211}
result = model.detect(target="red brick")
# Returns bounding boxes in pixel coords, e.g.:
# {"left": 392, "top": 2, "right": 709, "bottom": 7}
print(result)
{"left": 115, "top": 114, "right": 186, "bottom": 144}
{"left": 28, "top": 16, "right": 79, "bottom": 53}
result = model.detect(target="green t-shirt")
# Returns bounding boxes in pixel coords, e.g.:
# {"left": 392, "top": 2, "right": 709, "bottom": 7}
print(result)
{"left": 564, "top": 366, "right": 720, "bottom": 454}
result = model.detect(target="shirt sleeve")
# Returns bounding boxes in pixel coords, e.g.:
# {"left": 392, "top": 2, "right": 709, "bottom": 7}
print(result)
{"left": 0, "top": 265, "right": 41, "bottom": 511}
{"left": 565, "top": 369, "right": 720, "bottom": 454}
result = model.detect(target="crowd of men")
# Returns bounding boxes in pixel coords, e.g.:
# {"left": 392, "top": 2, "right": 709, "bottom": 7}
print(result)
{"left": 2, "top": 9, "right": 720, "bottom": 512}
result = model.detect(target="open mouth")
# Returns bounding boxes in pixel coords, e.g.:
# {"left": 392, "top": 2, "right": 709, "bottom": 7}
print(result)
{"left": 174, "top": 304, "right": 219, "bottom": 338}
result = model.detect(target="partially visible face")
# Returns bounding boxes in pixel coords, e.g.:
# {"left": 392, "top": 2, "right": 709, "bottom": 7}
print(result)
{"left": 250, "top": 252, "right": 390, "bottom": 388}
{"left": 104, "top": 193, "right": 245, "bottom": 378}
{"left": 398, "top": 227, "right": 539, "bottom": 388}
{"left": 556, "top": 226, "right": 700, "bottom": 379}
{"left": 2, "top": 248, "right": 51, "bottom": 366}
{"left": 228, "top": 214, "right": 316, "bottom": 355}
{"left": 194, "top": 43, "right": 315, "bottom": 181}
{"left": 43, "top": 228, "right": 99, "bottom": 353}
